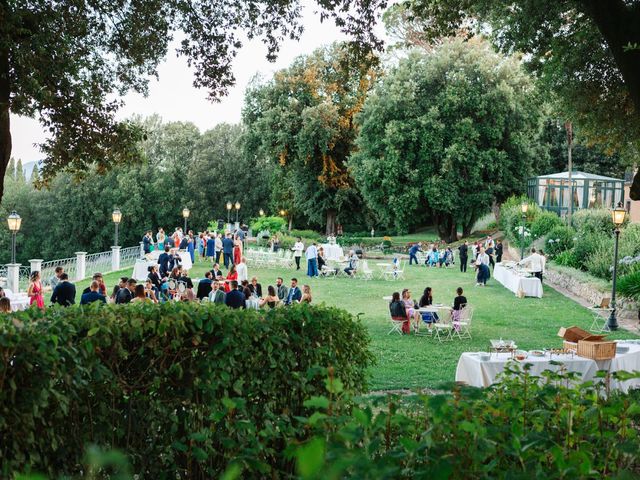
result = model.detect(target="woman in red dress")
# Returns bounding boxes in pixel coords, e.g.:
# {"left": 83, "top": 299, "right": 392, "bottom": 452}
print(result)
{"left": 233, "top": 239, "right": 242, "bottom": 265}
{"left": 224, "top": 264, "right": 238, "bottom": 293}
{"left": 27, "top": 271, "right": 45, "bottom": 309}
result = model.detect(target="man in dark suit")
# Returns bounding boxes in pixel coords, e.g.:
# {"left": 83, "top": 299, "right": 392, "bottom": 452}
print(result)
{"left": 210, "top": 263, "right": 224, "bottom": 280}
{"left": 116, "top": 279, "right": 136, "bottom": 304}
{"left": 284, "top": 278, "right": 302, "bottom": 305}
{"left": 209, "top": 281, "right": 226, "bottom": 304}
{"left": 50, "top": 273, "right": 76, "bottom": 306}
{"left": 157, "top": 245, "right": 173, "bottom": 277}
{"left": 276, "top": 277, "right": 289, "bottom": 301}
{"left": 196, "top": 271, "right": 213, "bottom": 300}
{"left": 222, "top": 233, "right": 234, "bottom": 269}
{"left": 80, "top": 281, "right": 107, "bottom": 305}
{"left": 142, "top": 231, "right": 152, "bottom": 254}
{"left": 224, "top": 281, "right": 245, "bottom": 309}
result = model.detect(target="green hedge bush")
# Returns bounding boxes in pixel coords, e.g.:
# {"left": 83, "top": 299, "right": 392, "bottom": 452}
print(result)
{"left": 295, "top": 364, "right": 640, "bottom": 478}
{"left": 0, "top": 303, "right": 373, "bottom": 478}
{"left": 572, "top": 208, "right": 628, "bottom": 234}
{"left": 250, "top": 216, "right": 287, "bottom": 234}
{"left": 530, "top": 211, "right": 563, "bottom": 239}
{"left": 544, "top": 225, "right": 576, "bottom": 257}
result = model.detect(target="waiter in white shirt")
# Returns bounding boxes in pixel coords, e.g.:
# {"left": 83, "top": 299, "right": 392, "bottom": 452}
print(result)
{"left": 519, "top": 248, "right": 544, "bottom": 282}
{"left": 292, "top": 237, "right": 304, "bottom": 270}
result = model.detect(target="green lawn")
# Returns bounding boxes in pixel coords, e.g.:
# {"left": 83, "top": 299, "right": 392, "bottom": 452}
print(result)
{"left": 79, "top": 257, "right": 638, "bottom": 391}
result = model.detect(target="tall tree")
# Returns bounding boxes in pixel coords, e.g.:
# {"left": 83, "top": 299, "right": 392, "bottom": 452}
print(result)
{"left": 351, "top": 38, "right": 541, "bottom": 241}
{"left": 243, "top": 43, "right": 378, "bottom": 234}
{"left": 404, "top": 0, "right": 640, "bottom": 199}
{"left": 0, "top": 0, "right": 386, "bottom": 204}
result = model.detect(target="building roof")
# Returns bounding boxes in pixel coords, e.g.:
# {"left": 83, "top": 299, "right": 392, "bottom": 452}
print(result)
{"left": 535, "top": 171, "right": 624, "bottom": 182}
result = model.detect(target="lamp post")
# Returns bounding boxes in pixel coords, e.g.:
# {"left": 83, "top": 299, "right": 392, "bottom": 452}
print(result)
{"left": 520, "top": 202, "right": 528, "bottom": 260}
{"left": 607, "top": 206, "right": 627, "bottom": 331}
{"left": 235, "top": 201, "right": 241, "bottom": 223}
{"left": 259, "top": 209, "right": 265, "bottom": 217}
{"left": 182, "top": 207, "right": 190, "bottom": 232}
{"left": 7, "top": 211, "right": 21, "bottom": 264}
{"left": 226, "top": 201, "right": 232, "bottom": 224}
{"left": 112, "top": 208, "right": 122, "bottom": 247}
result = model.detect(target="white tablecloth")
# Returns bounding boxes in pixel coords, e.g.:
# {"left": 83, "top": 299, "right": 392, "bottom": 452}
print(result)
{"left": 7, "top": 294, "right": 30, "bottom": 311}
{"left": 132, "top": 252, "right": 193, "bottom": 280}
{"left": 456, "top": 343, "right": 640, "bottom": 392}
{"left": 321, "top": 244, "right": 344, "bottom": 261}
{"left": 493, "top": 264, "right": 542, "bottom": 298}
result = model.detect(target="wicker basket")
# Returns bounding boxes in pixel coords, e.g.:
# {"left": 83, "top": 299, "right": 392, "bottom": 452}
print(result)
{"left": 576, "top": 341, "right": 616, "bottom": 360}
{"left": 563, "top": 341, "right": 577, "bottom": 352}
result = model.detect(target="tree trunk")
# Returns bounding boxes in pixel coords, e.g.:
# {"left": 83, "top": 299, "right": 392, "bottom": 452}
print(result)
{"left": 325, "top": 209, "right": 337, "bottom": 236}
{"left": 0, "top": 46, "right": 11, "bottom": 204}
{"left": 433, "top": 212, "right": 456, "bottom": 243}
{"left": 288, "top": 215, "right": 292, "bottom": 232}
{"left": 462, "top": 222, "right": 473, "bottom": 238}
{"left": 492, "top": 200, "right": 501, "bottom": 226}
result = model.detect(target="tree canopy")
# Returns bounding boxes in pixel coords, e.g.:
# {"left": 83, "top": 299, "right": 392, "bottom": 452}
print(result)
{"left": 351, "top": 38, "right": 542, "bottom": 241}
{"left": 0, "top": 0, "right": 386, "bottom": 204}
{"left": 242, "top": 43, "right": 379, "bottom": 234}
{"left": 403, "top": 0, "right": 640, "bottom": 199}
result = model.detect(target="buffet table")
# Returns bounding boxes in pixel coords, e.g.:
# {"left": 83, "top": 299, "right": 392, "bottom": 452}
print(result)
{"left": 493, "top": 263, "right": 542, "bottom": 298}
{"left": 321, "top": 243, "right": 344, "bottom": 261}
{"left": 455, "top": 343, "right": 640, "bottom": 392}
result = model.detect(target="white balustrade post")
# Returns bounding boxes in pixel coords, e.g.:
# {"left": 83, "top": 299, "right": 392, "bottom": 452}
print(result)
{"left": 75, "top": 252, "right": 87, "bottom": 281}
{"left": 139, "top": 241, "right": 145, "bottom": 257}
{"left": 111, "top": 246, "right": 121, "bottom": 272}
{"left": 6, "top": 263, "right": 20, "bottom": 294}
{"left": 29, "top": 259, "right": 43, "bottom": 275}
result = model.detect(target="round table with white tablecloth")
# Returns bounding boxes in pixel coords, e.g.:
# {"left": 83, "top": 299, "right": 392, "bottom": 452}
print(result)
{"left": 321, "top": 243, "right": 344, "bottom": 261}
{"left": 131, "top": 251, "right": 193, "bottom": 281}
{"left": 7, "top": 293, "right": 30, "bottom": 311}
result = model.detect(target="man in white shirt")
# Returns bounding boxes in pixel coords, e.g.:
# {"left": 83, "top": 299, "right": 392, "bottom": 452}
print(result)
{"left": 475, "top": 247, "right": 491, "bottom": 286}
{"left": 305, "top": 242, "right": 318, "bottom": 277}
{"left": 293, "top": 237, "right": 304, "bottom": 270}
{"left": 236, "top": 256, "right": 248, "bottom": 282}
{"left": 519, "top": 248, "right": 544, "bottom": 282}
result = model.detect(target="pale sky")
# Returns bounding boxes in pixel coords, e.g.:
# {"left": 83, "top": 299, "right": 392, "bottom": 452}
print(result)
{"left": 11, "top": 2, "right": 388, "bottom": 163}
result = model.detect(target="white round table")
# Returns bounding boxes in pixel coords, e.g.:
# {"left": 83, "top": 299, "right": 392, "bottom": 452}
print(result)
{"left": 321, "top": 243, "right": 344, "bottom": 261}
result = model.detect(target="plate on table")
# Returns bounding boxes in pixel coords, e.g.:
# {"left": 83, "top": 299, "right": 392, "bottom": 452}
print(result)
{"left": 530, "top": 350, "right": 545, "bottom": 357}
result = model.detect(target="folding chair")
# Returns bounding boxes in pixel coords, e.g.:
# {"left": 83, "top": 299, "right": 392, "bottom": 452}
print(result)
{"left": 452, "top": 305, "right": 474, "bottom": 340}
{"left": 590, "top": 298, "right": 612, "bottom": 332}
{"left": 360, "top": 260, "right": 373, "bottom": 280}
{"left": 433, "top": 308, "right": 454, "bottom": 342}
{"left": 388, "top": 315, "right": 408, "bottom": 335}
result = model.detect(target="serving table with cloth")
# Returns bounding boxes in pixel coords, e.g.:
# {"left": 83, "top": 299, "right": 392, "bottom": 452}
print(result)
{"left": 493, "top": 263, "right": 542, "bottom": 298}
{"left": 5, "top": 290, "right": 30, "bottom": 311}
{"left": 132, "top": 251, "right": 193, "bottom": 281}
{"left": 321, "top": 243, "right": 344, "bottom": 261}
{"left": 455, "top": 342, "right": 640, "bottom": 392}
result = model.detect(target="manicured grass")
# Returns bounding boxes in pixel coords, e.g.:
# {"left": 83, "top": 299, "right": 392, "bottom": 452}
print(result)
{"left": 79, "top": 257, "right": 638, "bottom": 391}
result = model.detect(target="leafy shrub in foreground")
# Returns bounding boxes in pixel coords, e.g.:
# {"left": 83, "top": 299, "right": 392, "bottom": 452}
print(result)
{"left": 0, "top": 302, "right": 373, "bottom": 478}
{"left": 295, "top": 364, "right": 640, "bottom": 479}
{"left": 544, "top": 225, "right": 576, "bottom": 257}
{"left": 530, "top": 211, "right": 563, "bottom": 239}
{"left": 573, "top": 208, "right": 628, "bottom": 234}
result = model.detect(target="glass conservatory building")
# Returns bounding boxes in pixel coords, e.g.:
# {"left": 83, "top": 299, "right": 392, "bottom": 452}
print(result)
{"left": 527, "top": 171, "right": 625, "bottom": 215}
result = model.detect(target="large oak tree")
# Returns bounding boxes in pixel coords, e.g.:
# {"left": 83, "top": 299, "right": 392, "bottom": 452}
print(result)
{"left": 404, "top": 0, "right": 640, "bottom": 199}
{"left": 0, "top": 0, "right": 386, "bottom": 203}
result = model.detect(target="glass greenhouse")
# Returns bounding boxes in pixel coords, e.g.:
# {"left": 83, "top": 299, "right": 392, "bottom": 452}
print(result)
{"left": 527, "top": 171, "right": 625, "bottom": 215}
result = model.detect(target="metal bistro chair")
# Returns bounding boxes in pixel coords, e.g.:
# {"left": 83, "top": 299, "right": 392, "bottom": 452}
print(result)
{"left": 452, "top": 305, "right": 474, "bottom": 340}
{"left": 360, "top": 260, "right": 374, "bottom": 281}
{"left": 590, "top": 298, "right": 612, "bottom": 333}
{"left": 433, "top": 308, "right": 454, "bottom": 343}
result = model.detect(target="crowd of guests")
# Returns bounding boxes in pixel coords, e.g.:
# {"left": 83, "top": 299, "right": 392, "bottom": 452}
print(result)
{"left": 389, "top": 286, "right": 468, "bottom": 335}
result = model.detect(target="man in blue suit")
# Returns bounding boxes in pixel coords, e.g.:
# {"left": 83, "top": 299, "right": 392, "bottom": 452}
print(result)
{"left": 284, "top": 278, "right": 302, "bottom": 305}
{"left": 157, "top": 245, "right": 173, "bottom": 277}
{"left": 50, "top": 273, "right": 76, "bottom": 307}
{"left": 222, "top": 233, "right": 234, "bottom": 269}
{"left": 224, "top": 281, "right": 245, "bottom": 309}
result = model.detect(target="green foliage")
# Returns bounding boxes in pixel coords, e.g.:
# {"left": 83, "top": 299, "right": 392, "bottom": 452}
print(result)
{"left": 583, "top": 236, "right": 615, "bottom": 281}
{"left": 552, "top": 249, "right": 581, "bottom": 269}
{"left": 296, "top": 365, "right": 640, "bottom": 478}
{"left": 351, "top": 39, "right": 542, "bottom": 241}
{"left": 572, "top": 208, "right": 626, "bottom": 235}
{"left": 250, "top": 216, "right": 287, "bottom": 235}
{"left": 289, "top": 229, "right": 324, "bottom": 242}
{"left": 544, "top": 225, "right": 576, "bottom": 257}
{"left": 0, "top": 302, "right": 373, "bottom": 478}
{"left": 499, "top": 196, "right": 541, "bottom": 245}
{"left": 530, "top": 211, "right": 562, "bottom": 239}
{"left": 572, "top": 231, "right": 606, "bottom": 270}
{"left": 618, "top": 270, "right": 640, "bottom": 301}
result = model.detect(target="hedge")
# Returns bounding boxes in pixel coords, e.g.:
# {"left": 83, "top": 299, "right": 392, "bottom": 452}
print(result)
{"left": 0, "top": 303, "right": 373, "bottom": 478}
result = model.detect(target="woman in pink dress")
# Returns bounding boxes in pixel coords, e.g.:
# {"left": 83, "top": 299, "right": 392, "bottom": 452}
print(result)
{"left": 27, "top": 271, "right": 45, "bottom": 309}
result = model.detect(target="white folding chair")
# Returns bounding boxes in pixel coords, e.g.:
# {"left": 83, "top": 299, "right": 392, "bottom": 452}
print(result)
{"left": 388, "top": 316, "right": 406, "bottom": 335}
{"left": 360, "top": 261, "right": 373, "bottom": 280}
{"left": 452, "top": 305, "right": 474, "bottom": 340}
{"left": 433, "top": 309, "right": 454, "bottom": 342}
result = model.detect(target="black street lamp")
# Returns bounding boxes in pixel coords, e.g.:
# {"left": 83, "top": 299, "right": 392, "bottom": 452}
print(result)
{"left": 7, "top": 211, "right": 21, "bottom": 264}
{"left": 182, "top": 207, "right": 190, "bottom": 232}
{"left": 259, "top": 208, "right": 265, "bottom": 217}
{"left": 520, "top": 202, "right": 528, "bottom": 259}
{"left": 112, "top": 208, "right": 122, "bottom": 247}
{"left": 607, "top": 206, "right": 627, "bottom": 331}
{"left": 226, "top": 201, "right": 232, "bottom": 224}
{"left": 235, "top": 201, "right": 241, "bottom": 223}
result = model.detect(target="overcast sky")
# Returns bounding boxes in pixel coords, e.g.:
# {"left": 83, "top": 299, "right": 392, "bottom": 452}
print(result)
{"left": 11, "top": 2, "right": 388, "bottom": 164}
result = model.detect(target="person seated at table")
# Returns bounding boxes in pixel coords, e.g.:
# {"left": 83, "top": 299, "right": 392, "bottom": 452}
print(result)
{"left": 132, "top": 284, "right": 151, "bottom": 303}
{"left": 418, "top": 286, "right": 438, "bottom": 328}
{"left": 301, "top": 284, "right": 312, "bottom": 304}
{"left": 111, "top": 276, "right": 128, "bottom": 302}
{"left": 248, "top": 276, "right": 263, "bottom": 297}
{"left": 80, "top": 281, "right": 107, "bottom": 305}
{"left": 451, "top": 287, "right": 468, "bottom": 321}
{"left": 210, "top": 263, "right": 224, "bottom": 281}
{"left": 224, "top": 264, "right": 238, "bottom": 293}
{"left": 208, "top": 281, "right": 226, "bottom": 304}
{"left": 177, "top": 269, "right": 195, "bottom": 301}
{"left": 0, "top": 296, "right": 11, "bottom": 313}
{"left": 428, "top": 248, "right": 440, "bottom": 267}
{"left": 244, "top": 287, "right": 260, "bottom": 310}
{"left": 144, "top": 279, "right": 159, "bottom": 303}
{"left": 225, "top": 281, "right": 246, "bottom": 309}
{"left": 344, "top": 250, "right": 358, "bottom": 277}
{"left": 196, "top": 271, "right": 214, "bottom": 300}
{"left": 402, "top": 288, "right": 421, "bottom": 331}
{"left": 389, "top": 292, "right": 410, "bottom": 335}
{"left": 259, "top": 285, "right": 280, "bottom": 309}
{"left": 171, "top": 248, "right": 183, "bottom": 269}
{"left": 116, "top": 279, "right": 136, "bottom": 304}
